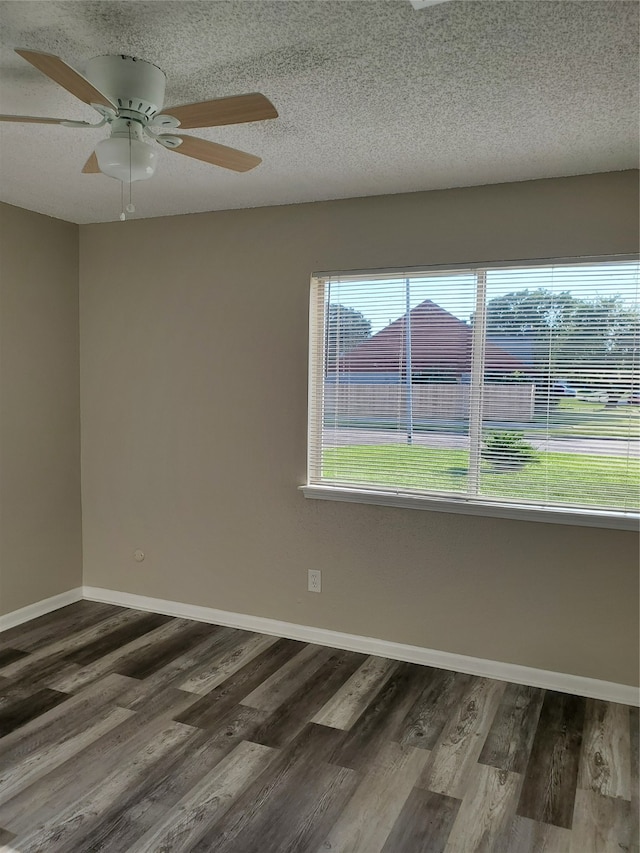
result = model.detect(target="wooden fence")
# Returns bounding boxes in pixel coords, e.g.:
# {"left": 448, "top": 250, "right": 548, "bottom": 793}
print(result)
{"left": 324, "top": 383, "right": 535, "bottom": 422}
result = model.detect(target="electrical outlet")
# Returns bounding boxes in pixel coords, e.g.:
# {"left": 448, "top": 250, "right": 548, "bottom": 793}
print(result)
{"left": 308, "top": 569, "right": 322, "bottom": 593}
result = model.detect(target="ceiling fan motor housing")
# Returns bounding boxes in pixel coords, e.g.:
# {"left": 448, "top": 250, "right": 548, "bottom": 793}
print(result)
{"left": 85, "top": 55, "right": 166, "bottom": 121}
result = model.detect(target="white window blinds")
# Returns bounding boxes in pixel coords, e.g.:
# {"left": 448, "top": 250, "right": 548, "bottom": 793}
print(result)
{"left": 308, "top": 259, "right": 640, "bottom": 519}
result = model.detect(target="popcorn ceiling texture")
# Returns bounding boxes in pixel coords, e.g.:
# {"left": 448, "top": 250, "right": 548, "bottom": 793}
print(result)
{"left": 0, "top": 0, "right": 637, "bottom": 224}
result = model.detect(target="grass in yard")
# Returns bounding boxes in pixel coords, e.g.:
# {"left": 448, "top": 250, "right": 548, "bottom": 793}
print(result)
{"left": 323, "top": 445, "right": 640, "bottom": 510}
{"left": 536, "top": 398, "right": 640, "bottom": 440}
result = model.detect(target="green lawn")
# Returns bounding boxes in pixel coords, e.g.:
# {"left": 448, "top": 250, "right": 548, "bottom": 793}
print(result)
{"left": 323, "top": 445, "right": 640, "bottom": 510}
{"left": 537, "top": 398, "right": 640, "bottom": 440}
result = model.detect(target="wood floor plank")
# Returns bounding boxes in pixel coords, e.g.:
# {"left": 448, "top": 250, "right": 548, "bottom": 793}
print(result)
{"left": 87, "top": 719, "right": 328, "bottom": 853}
{"left": 0, "top": 685, "right": 197, "bottom": 835}
{"left": 478, "top": 682, "right": 545, "bottom": 773}
{"left": 0, "top": 608, "right": 146, "bottom": 680}
{"left": 570, "top": 789, "right": 631, "bottom": 853}
{"left": 9, "top": 721, "right": 195, "bottom": 853}
{"left": 113, "top": 620, "right": 218, "bottom": 679}
{"left": 0, "top": 703, "right": 133, "bottom": 803}
{"left": 1, "top": 612, "right": 154, "bottom": 699}
{"left": 398, "top": 668, "right": 472, "bottom": 750}
{"left": 443, "top": 763, "right": 522, "bottom": 852}
{"left": 241, "top": 643, "right": 333, "bottom": 712}
{"left": 381, "top": 787, "right": 460, "bottom": 853}
{"left": 190, "top": 723, "right": 357, "bottom": 853}
{"left": 312, "top": 654, "right": 398, "bottom": 730}
{"left": 179, "top": 631, "right": 279, "bottom": 695}
{"left": 318, "top": 740, "right": 431, "bottom": 853}
{"left": 0, "top": 686, "right": 68, "bottom": 737}
{"left": 577, "top": 699, "right": 631, "bottom": 799}
{"left": 500, "top": 816, "right": 572, "bottom": 853}
{"left": 0, "top": 601, "right": 123, "bottom": 652}
{"left": 0, "top": 604, "right": 633, "bottom": 851}
{"left": 201, "top": 762, "right": 356, "bottom": 853}
{"left": 330, "top": 661, "right": 428, "bottom": 771}
{"left": 175, "top": 637, "right": 306, "bottom": 728}
{"left": 47, "top": 618, "right": 199, "bottom": 693}
{"left": 0, "top": 648, "right": 29, "bottom": 669}
{"left": 62, "top": 612, "right": 172, "bottom": 666}
{"left": 419, "top": 677, "right": 505, "bottom": 799}
{"left": 516, "top": 690, "right": 586, "bottom": 829}
{"left": 74, "top": 705, "right": 268, "bottom": 851}
{"left": 0, "top": 827, "right": 16, "bottom": 848}
{"left": 0, "top": 656, "right": 82, "bottom": 704}
{"left": 128, "top": 740, "right": 276, "bottom": 852}
{"left": 114, "top": 625, "right": 239, "bottom": 709}
{"left": 0, "top": 672, "right": 133, "bottom": 763}
{"left": 251, "top": 648, "right": 366, "bottom": 750}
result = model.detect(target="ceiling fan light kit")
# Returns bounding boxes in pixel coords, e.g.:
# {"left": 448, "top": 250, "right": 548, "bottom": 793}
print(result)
{"left": 2, "top": 48, "right": 280, "bottom": 214}
{"left": 95, "top": 120, "right": 159, "bottom": 182}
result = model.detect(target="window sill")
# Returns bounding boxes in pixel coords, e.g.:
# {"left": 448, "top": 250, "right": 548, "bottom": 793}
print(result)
{"left": 300, "top": 485, "right": 639, "bottom": 531}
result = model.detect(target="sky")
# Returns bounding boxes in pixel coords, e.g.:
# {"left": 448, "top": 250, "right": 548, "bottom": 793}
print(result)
{"left": 324, "top": 261, "right": 640, "bottom": 335}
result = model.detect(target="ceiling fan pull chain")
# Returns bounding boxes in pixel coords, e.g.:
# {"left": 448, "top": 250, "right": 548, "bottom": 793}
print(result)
{"left": 118, "top": 123, "right": 136, "bottom": 220}
{"left": 127, "top": 123, "right": 135, "bottom": 214}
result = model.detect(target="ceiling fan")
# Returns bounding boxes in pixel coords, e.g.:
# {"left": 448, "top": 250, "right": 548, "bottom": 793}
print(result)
{"left": 0, "top": 49, "right": 278, "bottom": 182}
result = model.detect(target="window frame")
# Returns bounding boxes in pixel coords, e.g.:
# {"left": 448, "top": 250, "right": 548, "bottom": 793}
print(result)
{"left": 302, "top": 254, "right": 640, "bottom": 531}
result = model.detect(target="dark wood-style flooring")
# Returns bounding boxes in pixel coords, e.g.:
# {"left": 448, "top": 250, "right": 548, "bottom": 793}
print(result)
{"left": 0, "top": 600, "right": 636, "bottom": 852}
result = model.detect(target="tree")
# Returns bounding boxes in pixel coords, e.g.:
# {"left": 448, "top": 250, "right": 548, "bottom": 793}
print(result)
{"left": 483, "top": 289, "right": 640, "bottom": 407}
{"left": 325, "top": 303, "right": 371, "bottom": 372}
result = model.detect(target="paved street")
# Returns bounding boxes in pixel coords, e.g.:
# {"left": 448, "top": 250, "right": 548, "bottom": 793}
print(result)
{"left": 322, "top": 427, "right": 640, "bottom": 457}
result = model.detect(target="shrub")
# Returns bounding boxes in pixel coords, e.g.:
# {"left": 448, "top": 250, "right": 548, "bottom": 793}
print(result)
{"left": 481, "top": 430, "right": 538, "bottom": 470}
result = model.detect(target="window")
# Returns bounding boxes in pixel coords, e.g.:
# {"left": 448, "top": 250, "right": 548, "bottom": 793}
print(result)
{"left": 304, "top": 257, "right": 640, "bottom": 529}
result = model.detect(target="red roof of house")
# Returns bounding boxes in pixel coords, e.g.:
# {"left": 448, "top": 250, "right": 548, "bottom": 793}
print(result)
{"left": 339, "top": 300, "right": 527, "bottom": 373}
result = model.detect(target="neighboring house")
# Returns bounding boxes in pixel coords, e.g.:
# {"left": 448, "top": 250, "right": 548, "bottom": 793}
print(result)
{"left": 329, "top": 299, "right": 528, "bottom": 383}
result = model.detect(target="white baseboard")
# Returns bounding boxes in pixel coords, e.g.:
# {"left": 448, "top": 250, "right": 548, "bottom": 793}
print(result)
{"left": 0, "top": 588, "right": 83, "bottom": 633}
{"left": 82, "top": 586, "right": 639, "bottom": 707}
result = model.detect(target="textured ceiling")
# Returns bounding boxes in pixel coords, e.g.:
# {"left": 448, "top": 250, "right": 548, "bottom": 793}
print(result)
{"left": 0, "top": 0, "right": 638, "bottom": 224}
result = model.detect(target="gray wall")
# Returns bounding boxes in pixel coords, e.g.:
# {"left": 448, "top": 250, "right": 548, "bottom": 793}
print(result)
{"left": 79, "top": 171, "right": 639, "bottom": 686}
{"left": 0, "top": 203, "right": 82, "bottom": 615}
